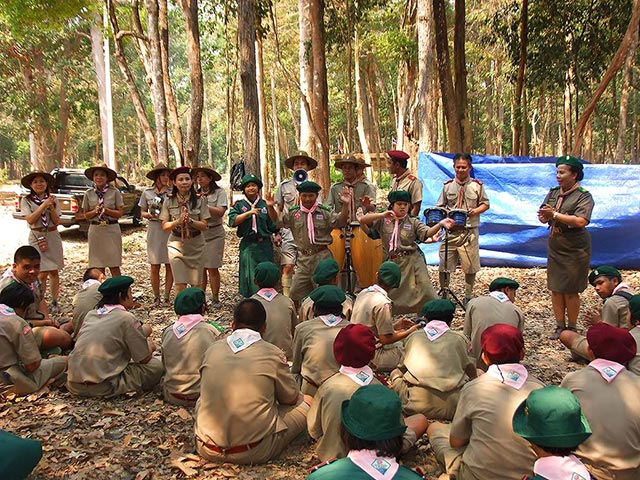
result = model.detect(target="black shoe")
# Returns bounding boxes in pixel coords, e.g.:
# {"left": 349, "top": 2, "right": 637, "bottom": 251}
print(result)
{"left": 549, "top": 327, "right": 564, "bottom": 340}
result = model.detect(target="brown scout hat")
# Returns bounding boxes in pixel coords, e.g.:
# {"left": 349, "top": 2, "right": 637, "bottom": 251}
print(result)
{"left": 191, "top": 165, "right": 222, "bottom": 182}
{"left": 145, "top": 163, "right": 172, "bottom": 181}
{"left": 334, "top": 154, "right": 370, "bottom": 169}
{"left": 85, "top": 164, "right": 117, "bottom": 182}
{"left": 284, "top": 150, "right": 318, "bottom": 171}
{"left": 21, "top": 172, "right": 55, "bottom": 190}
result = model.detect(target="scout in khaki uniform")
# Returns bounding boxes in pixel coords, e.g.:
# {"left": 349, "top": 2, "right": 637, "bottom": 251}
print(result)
{"left": 250, "top": 262, "right": 297, "bottom": 359}
{"left": 71, "top": 268, "right": 106, "bottom": 337}
{"left": 387, "top": 150, "right": 423, "bottom": 216}
{"left": 512, "top": 386, "right": 593, "bottom": 480}
{"left": 436, "top": 153, "right": 490, "bottom": 303}
{"left": 306, "top": 384, "right": 424, "bottom": 480}
{"left": 67, "top": 276, "right": 163, "bottom": 398}
{"left": 291, "top": 285, "right": 350, "bottom": 395}
{"left": 427, "top": 324, "right": 544, "bottom": 480}
{"left": 391, "top": 299, "right": 476, "bottom": 421}
{"left": 194, "top": 299, "right": 311, "bottom": 465}
{"left": 162, "top": 287, "right": 221, "bottom": 406}
{"left": 560, "top": 266, "right": 635, "bottom": 361}
{"left": 0, "top": 246, "right": 72, "bottom": 351}
{"left": 351, "top": 262, "right": 420, "bottom": 372}
{"left": 275, "top": 151, "right": 318, "bottom": 296}
{"left": 464, "top": 277, "right": 524, "bottom": 366}
{"left": 326, "top": 155, "right": 376, "bottom": 221}
{"left": 360, "top": 190, "right": 454, "bottom": 315}
{"left": 560, "top": 323, "right": 640, "bottom": 480}
{"left": 298, "top": 258, "right": 353, "bottom": 322}
{"left": 0, "top": 282, "right": 67, "bottom": 396}
{"left": 228, "top": 174, "right": 277, "bottom": 298}
{"left": 266, "top": 181, "right": 351, "bottom": 302}
{"left": 627, "top": 295, "right": 640, "bottom": 375}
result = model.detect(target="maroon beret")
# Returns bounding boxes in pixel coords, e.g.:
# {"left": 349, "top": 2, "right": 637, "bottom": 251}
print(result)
{"left": 481, "top": 324, "right": 524, "bottom": 364}
{"left": 169, "top": 166, "right": 192, "bottom": 180}
{"left": 387, "top": 150, "right": 410, "bottom": 161}
{"left": 586, "top": 322, "right": 637, "bottom": 365}
{"left": 333, "top": 324, "right": 376, "bottom": 368}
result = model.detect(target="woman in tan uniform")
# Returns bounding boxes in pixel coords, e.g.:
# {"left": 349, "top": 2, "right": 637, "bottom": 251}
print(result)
{"left": 19, "top": 172, "right": 64, "bottom": 313}
{"left": 80, "top": 165, "right": 123, "bottom": 277}
{"left": 139, "top": 164, "right": 173, "bottom": 306}
{"left": 160, "top": 166, "right": 210, "bottom": 293}
{"left": 194, "top": 166, "right": 227, "bottom": 307}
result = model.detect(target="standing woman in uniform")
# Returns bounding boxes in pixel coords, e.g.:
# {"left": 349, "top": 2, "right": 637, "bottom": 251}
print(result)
{"left": 160, "top": 166, "right": 210, "bottom": 294}
{"left": 139, "top": 163, "right": 173, "bottom": 306}
{"left": 20, "top": 172, "right": 64, "bottom": 313}
{"left": 538, "top": 156, "right": 595, "bottom": 340}
{"left": 193, "top": 166, "right": 227, "bottom": 307}
{"left": 80, "top": 165, "right": 123, "bottom": 277}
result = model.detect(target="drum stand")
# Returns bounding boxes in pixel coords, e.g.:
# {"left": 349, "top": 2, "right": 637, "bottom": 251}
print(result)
{"left": 438, "top": 229, "right": 466, "bottom": 311}
{"left": 335, "top": 225, "right": 358, "bottom": 296}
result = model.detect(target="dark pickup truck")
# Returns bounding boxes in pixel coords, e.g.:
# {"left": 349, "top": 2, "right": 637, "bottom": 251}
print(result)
{"left": 13, "top": 168, "right": 143, "bottom": 232}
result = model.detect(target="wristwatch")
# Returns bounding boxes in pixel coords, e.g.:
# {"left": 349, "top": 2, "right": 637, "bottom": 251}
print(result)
{"left": 553, "top": 211, "right": 558, "bottom": 219}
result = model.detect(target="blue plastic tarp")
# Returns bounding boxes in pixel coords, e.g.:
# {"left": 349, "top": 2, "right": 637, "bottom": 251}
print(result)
{"left": 417, "top": 153, "right": 640, "bottom": 269}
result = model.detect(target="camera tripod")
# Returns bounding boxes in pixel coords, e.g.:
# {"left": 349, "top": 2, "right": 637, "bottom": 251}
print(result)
{"left": 339, "top": 224, "right": 357, "bottom": 296}
{"left": 438, "top": 229, "right": 466, "bottom": 311}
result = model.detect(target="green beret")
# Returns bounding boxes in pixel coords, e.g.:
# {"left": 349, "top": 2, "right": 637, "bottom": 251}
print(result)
{"left": 421, "top": 299, "right": 455, "bottom": 319}
{"left": 629, "top": 295, "right": 640, "bottom": 323}
{"left": 378, "top": 261, "right": 401, "bottom": 289}
{"left": 387, "top": 190, "right": 411, "bottom": 204}
{"left": 309, "top": 285, "right": 346, "bottom": 307}
{"left": 489, "top": 277, "right": 520, "bottom": 292}
{"left": 240, "top": 174, "right": 263, "bottom": 190}
{"left": 98, "top": 276, "right": 134, "bottom": 295}
{"left": 174, "top": 287, "right": 206, "bottom": 315}
{"left": 254, "top": 261, "right": 281, "bottom": 288}
{"left": 588, "top": 265, "right": 621, "bottom": 286}
{"left": 296, "top": 181, "right": 322, "bottom": 194}
{"left": 556, "top": 155, "right": 583, "bottom": 172}
{"left": 313, "top": 258, "right": 340, "bottom": 285}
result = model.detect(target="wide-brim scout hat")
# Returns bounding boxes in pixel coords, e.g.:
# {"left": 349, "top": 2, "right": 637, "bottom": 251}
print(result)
{"left": 98, "top": 276, "right": 134, "bottom": 295}
{"left": 341, "top": 384, "right": 407, "bottom": 441}
{"left": 174, "top": 287, "right": 206, "bottom": 315}
{"left": 334, "top": 154, "right": 370, "bottom": 169}
{"left": 191, "top": 165, "right": 222, "bottom": 182}
{"left": 145, "top": 163, "right": 172, "bottom": 181}
{"left": 285, "top": 150, "right": 318, "bottom": 171}
{"left": 21, "top": 172, "right": 54, "bottom": 190}
{"left": 489, "top": 277, "right": 520, "bottom": 292}
{"left": 240, "top": 174, "right": 263, "bottom": 190}
{"left": 169, "top": 166, "right": 192, "bottom": 181}
{"left": 588, "top": 265, "right": 622, "bottom": 286}
{"left": 587, "top": 322, "right": 636, "bottom": 365}
{"left": 333, "top": 324, "right": 376, "bottom": 368}
{"left": 512, "top": 386, "right": 592, "bottom": 448}
{"left": 85, "top": 164, "right": 117, "bottom": 182}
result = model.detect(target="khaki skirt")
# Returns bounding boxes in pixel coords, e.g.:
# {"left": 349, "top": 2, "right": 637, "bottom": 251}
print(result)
{"left": 389, "top": 251, "right": 438, "bottom": 315}
{"left": 88, "top": 223, "right": 122, "bottom": 268}
{"left": 146, "top": 220, "right": 170, "bottom": 265}
{"left": 547, "top": 229, "right": 591, "bottom": 293}
{"left": 28, "top": 229, "right": 64, "bottom": 271}
{"left": 168, "top": 233, "right": 206, "bottom": 285}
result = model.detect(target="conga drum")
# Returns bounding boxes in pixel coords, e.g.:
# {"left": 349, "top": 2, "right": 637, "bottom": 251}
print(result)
{"left": 448, "top": 209, "right": 468, "bottom": 231}
{"left": 328, "top": 228, "right": 346, "bottom": 272}
{"left": 351, "top": 224, "right": 383, "bottom": 288}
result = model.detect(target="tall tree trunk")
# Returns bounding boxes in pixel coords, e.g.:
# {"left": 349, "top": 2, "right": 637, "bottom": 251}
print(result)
{"left": 485, "top": 64, "right": 495, "bottom": 154}
{"left": 366, "top": 54, "right": 382, "bottom": 160}
{"left": 512, "top": 0, "right": 528, "bottom": 155}
{"left": 395, "top": 0, "right": 417, "bottom": 154}
{"left": 271, "top": 70, "right": 282, "bottom": 186}
{"left": 615, "top": 25, "right": 639, "bottom": 163}
{"left": 454, "top": 0, "right": 470, "bottom": 151}
{"left": 256, "top": 37, "right": 270, "bottom": 189}
{"left": 346, "top": 3, "right": 354, "bottom": 152}
{"left": 355, "top": 25, "right": 372, "bottom": 164}
{"left": 205, "top": 89, "right": 212, "bottom": 166}
{"left": 563, "top": 32, "right": 575, "bottom": 154}
{"left": 417, "top": 0, "right": 437, "bottom": 152}
{"left": 298, "top": 0, "right": 313, "bottom": 153}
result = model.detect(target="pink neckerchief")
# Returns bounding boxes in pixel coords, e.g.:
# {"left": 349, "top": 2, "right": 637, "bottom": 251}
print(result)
{"left": 612, "top": 282, "right": 632, "bottom": 295}
{"left": 0, "top": 304, "right": 15, "bottom": 316}
{"left": 319, "top": 314, "right": 343, "bottom": 327}
{"left": 486, "top": 363, "right": 529, "bottom": 390}
{"left": 423, "top": 320, "right": 450, "bottom": 341}
{"left": 534, "top": 455, "right": 591, "bottom": 480}
{"left": 244, "top": 194, "right": 261, "bottom": 233}
{"left": 300, "top": 200, "right": 319, "bottom": 244}
{"left": 2, "top": 268, "right": 39, "bottom": 295}
{"left": 589, "top": 358, "right": 625, "bottom": 383}
{"left": 388, "top": 215, "right": 405, "bottom": 253}
{"left": 172, "top": 314, "right": 205, "bottom": 339}
{"left": 339, "top": 365, "right": 374, "bottom": 386}
{"left": 362, "top": 283, "right": 390, "bottom": 300}
{"left": 226, "top": 328, "right": 262, "bottom": 353}
{"left": 96, "top": 304, "right": 127, "bottom": 315}
{"left": 489, "top": 291, "right": 510, "bottom": 303}
{"left": 81, "top": 279, "right": 101, "bottom": 290}
{"left": 256, "top": 288, "right": 278, "bottom": 302}
{"left": 347, "top": 450, "right": 399, "bottom": 480}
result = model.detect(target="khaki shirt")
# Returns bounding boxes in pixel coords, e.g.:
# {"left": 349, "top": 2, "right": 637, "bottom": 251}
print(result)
{"left": 279, "top": 206, "right": 345, "bottom": 250}
{"left": 0, "top": 274, "right": 42, "bottom": 321}
{"left": 391, "top": 170, "right": 423, "bottom": 206}
{"left": 291, "top": 316, "right": 350, "bottom": 387}
{"left": 68, "top": 308, "right": 150, "bottom": 384}
{"left": 82, "top": 186, "right": 124, "bottom": 220}
{"left": 463, "top": 295, "right": 524, "bottom": 361}
{"left": 251, "top": 292, "right": 297, "bottom": 359}
{"left": 308, "top": 372, "right": 382, "bottom": 461}
{"left": 326, "top": 179, "right": 376, "bottom": 219}
{"left": 72, "top": 284, "right": 102, "bottom": 335}
{"left": 201, "top": 188, "right": 228, "bottom": 232}
{"left": 298, "top": 295, "right": 353, "bottom": 323}
{"left": 194, "top": 337, "right": 300, "bottom": 448}
{"left": 629, "top": 327, "right": 640, "bottom": 376}
{"left": 0, "top": 312, "right": 41, "bottom": 371}
{"left": 20, "top": 195, "right": 62, "bottom": 229}
{"left": 138, "top": 188, "right": 168, "bottom": 223}
{"left": 160, "top": 195, "right": 211, "bottom": 235}
{"left": 601, "top": 286, "right": 635, "bottom": 328}
{"left": 351, "top": 285, "right": 394, "bottom": 338}
{"left": 542, "top": 187, "right": 594, "bottom": 234}
{"left": 275, "top": 179, "right": 323, "bottom": 210}
{"left": 436, "top": 177, "right": 490, "bottom": 228}
{"left": 451, "top": 369, "right": 544, "bottom": 480}
{"left": 561, "top": 366, "right": 640, "bottom": 472}
{"left": 401, "top": 328, "right": 473, "bottom": 392}
{"left": 372, "top": 216, "right": 431, "bottom": 256}
{"left": 161, "top": 321, "right": 221, "bottom": 397}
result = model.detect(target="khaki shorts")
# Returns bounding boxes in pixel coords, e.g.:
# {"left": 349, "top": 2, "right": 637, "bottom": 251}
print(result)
{"left": 571, "top": 335, "right": 590, "bottom": 362}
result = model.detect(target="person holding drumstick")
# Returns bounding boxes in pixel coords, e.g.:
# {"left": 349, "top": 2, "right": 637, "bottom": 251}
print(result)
{"left": 436, "top": 153, "right": 490, "bottom": 305}
{"left": 538, "top": 155, "right": 594, "bottom": 340}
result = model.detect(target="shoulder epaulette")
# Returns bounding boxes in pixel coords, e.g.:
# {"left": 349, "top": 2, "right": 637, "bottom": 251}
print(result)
{"left": 408, "top": 174, "right": 417, "bottom": 180}
{"left": 550, "top": 186, "right": 560, "bottom": 190}
{"left": 444, "top": 179, "right": 453, "bottom": 185}
{"left": 578, "top": 187, "right": 588, "bottom": 193}
{"left": 288, "top": 205, "right": 300, "bottom": 212}
{"left": 472, "top": 178, "right": 483, "bottom": 185}
{"left": 308, "top": 458, "right": 338, "bottom": 473}
{"left": 319, "top": 204, "right": 331, "bottom": 211}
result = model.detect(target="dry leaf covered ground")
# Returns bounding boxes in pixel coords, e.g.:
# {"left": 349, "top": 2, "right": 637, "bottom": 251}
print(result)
{"left": 1, "top": 206, "right": 638, "bottom": 480}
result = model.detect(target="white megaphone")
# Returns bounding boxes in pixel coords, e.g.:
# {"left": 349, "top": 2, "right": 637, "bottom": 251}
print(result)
{"left": 293, "top": 169, "right": 308, "bottom": 185}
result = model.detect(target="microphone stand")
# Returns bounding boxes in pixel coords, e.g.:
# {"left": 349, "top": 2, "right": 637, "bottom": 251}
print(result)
{"left": 438, "top": 229, "right": 466, "bottom": 311}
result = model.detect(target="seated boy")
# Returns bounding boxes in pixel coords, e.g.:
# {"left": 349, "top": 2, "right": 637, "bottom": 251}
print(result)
{"left": 71, "top": 267, "right": 106, "bottom": 336}
{"left": 298, "top": 258, "right": 353, "bottom": 322}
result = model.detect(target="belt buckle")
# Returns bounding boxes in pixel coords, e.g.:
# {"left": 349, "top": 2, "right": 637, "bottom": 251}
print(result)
{"left": 98, "top": 220, "right": 107, "bottom": 226}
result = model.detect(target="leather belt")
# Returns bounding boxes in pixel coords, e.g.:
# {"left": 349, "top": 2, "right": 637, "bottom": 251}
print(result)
{"left": 31, "top": 227, "right": 58, "bottom": 232}
{"left": 170, "top": 392, "right": 199, "bottom": 402}
{"left": 298, "top": 246, "right": 328, "bottom": 256}
{"left": 90, "top": 220, "right": 118, "bottom": 225}
{"left": 302, "top": 376, "right": 320, "bottom": 389}
{"left": 202, "top": 438, "right": 263, "bottom": 455}
{"left": 388, "top": 250, "right": 412, "bottom": 260}
{"left": 171, "top": 229, "right": 202, "bottom": 237}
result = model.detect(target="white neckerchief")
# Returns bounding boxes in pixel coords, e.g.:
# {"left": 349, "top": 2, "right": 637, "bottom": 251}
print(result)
{"left": 226, "top": 328, "right": 262, "bottom": 353}
{"left": 0, "top": 304, "right": 15, "bottom": 316}
{"left": 256, "top": 288, "right": 279, "bottom": 302}
{"left": 339, "top": 365, "right": 374, "bottom": 386}
{"left": 172, "top": 314, "right": 205, "bottom": 339}
{"left": 534, "top": 455, "right": 591, "bottom": 480}
{"left": 489, "top": 291, "right": 510, "bottom": 303}
{"left": 347, "top": 450, "right": 399, "bottom": 480}
{"left": 589, "top": 358, "right": 625, "bottom": 383}
{"left": 319, "top": 314, "right": 343, "bottom": 327}
{"left": 81, "top": 279, "right": 102, "bottom": 290}
{"left": 486, "top": 363, "right": 529, "bottom": 390}
{"left": 423, "top": 320, "right": 450, "bottom": 341}
{"left": 96, "top": 304, "right": 127, "bottom": 315}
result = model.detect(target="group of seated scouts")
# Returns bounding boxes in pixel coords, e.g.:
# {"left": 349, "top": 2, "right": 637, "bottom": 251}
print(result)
{"left": 1, "top": 244, "right": 640, "bottom": 480}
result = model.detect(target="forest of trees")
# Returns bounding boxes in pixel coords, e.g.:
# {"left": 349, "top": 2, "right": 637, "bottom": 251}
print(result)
{"left": 1, "top": 0, "right": 639, "bottom": 193}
